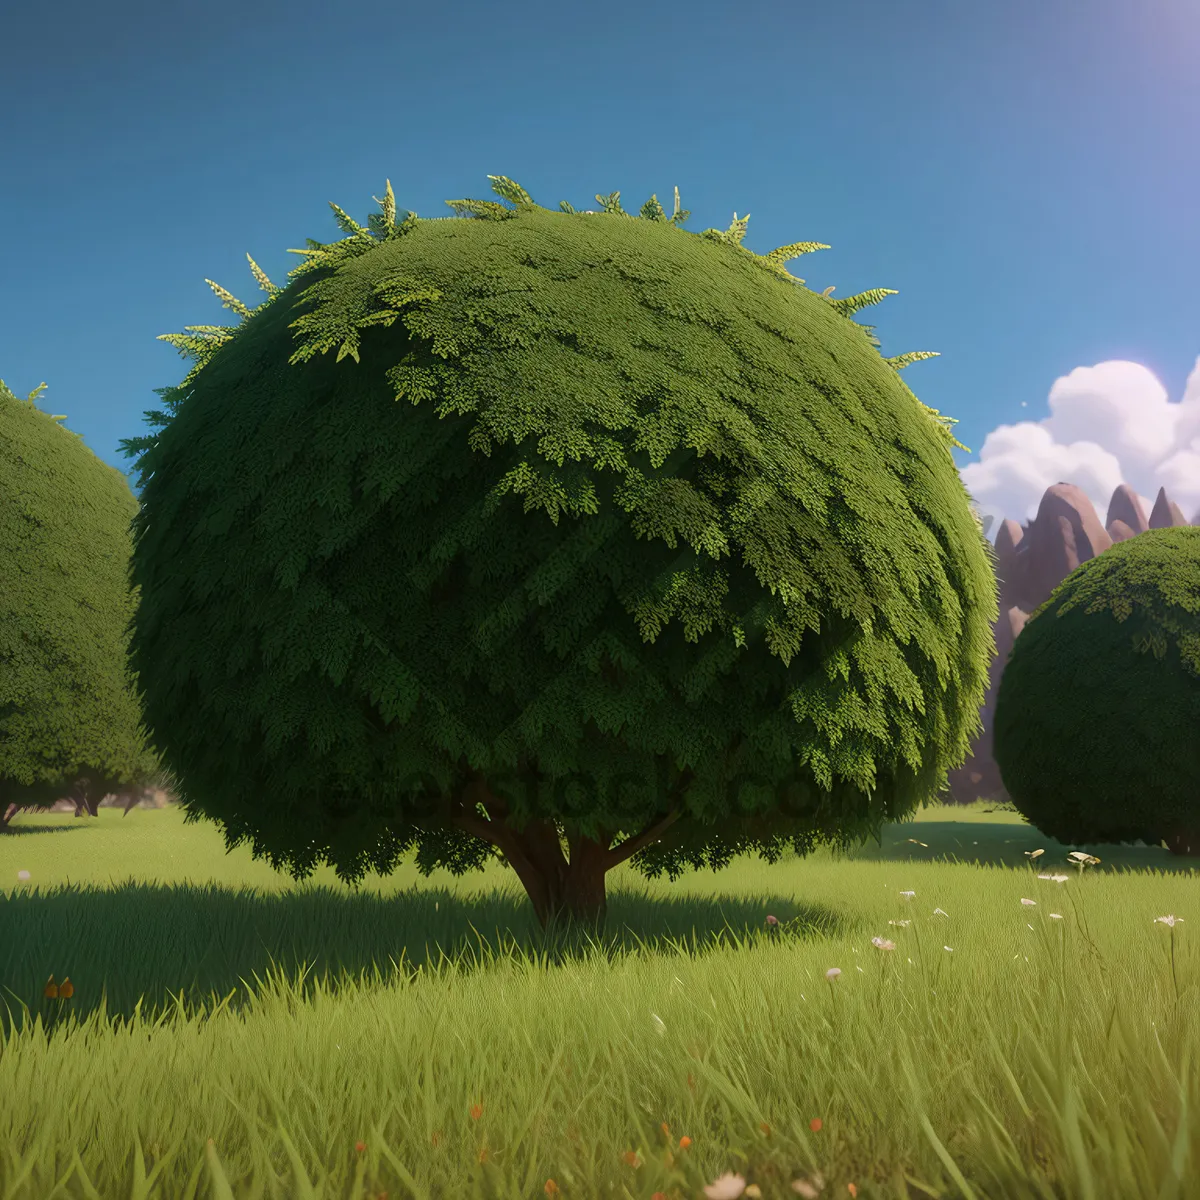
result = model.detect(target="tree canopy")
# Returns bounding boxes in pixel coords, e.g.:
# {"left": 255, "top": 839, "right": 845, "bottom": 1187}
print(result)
{"left": 994, "top": 525, "right": 1200, "bottom": 854}
{"left": 121, "top": 175, "right": 997, "bottom": 927}
{"left": 0, "top": 378, "right": 160, "bottom": 824}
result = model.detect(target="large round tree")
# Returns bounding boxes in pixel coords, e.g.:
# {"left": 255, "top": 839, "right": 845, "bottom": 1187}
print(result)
{"left": 119, "top": 176, "right": 997, "bottom": 928}
{"left": 0, "top": 379, "right": 161, "bottom": 827}
{"left": 994, "top": 526, "right": 1200, "bottom": 853}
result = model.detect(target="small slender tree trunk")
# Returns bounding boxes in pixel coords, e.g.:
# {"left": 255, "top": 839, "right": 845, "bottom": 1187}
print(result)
{"left": 70, "top": 779, "right": 93, "bottom": 818}
{"left": 68, "top": 775, "right": 110, "bottom": 818}
{"left": 1164, "top": 827, "right": 1200, "bottom": 856}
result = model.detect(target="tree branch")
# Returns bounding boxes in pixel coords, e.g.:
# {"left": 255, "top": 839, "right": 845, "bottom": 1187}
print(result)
{"left": 446, "top": 769, "right": 517, "bottom": 853}
{"left": 606, "top": 807, "right": 685, "bottom": 869}
{"left": 605, "top": 766, "right": 696, "bottom": 869}
{"left": 445, "top": 765, "right": 577, "bottom": 926}
{"left": 444, "top": 759, "right": 697, "bottom": 879}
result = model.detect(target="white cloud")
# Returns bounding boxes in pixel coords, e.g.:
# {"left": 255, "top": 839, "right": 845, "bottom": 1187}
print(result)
{"left": 959, "top": 355, "right": 1200, "bottom": 533}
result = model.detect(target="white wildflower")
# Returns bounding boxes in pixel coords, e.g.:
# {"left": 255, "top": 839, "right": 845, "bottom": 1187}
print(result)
{"left": 704, "top": 1172, "right": 747, "bottom": 1199}
{"left": 791, "top": 1171, "right": 826, "bottom": 1197}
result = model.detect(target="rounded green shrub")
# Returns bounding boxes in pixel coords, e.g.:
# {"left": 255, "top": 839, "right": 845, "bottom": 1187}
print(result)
{"left": 0, "top": 379, "right": 160, "bottom": 819}
{"left": 994, "top": 526, "right": 1200, "bottom": 852}
{"left": 120, "top": 175, "right": 997, "bottom": 926}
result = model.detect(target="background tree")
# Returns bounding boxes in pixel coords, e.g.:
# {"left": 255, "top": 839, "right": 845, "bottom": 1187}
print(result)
{"left": 994, "top": 526, "right": 1200, "bottom": 854}
{"left": 0, "top": 380, "right": 162, "bottom": 829}
{"left": 119, "top": 175, "right": 997, "bottom": 929}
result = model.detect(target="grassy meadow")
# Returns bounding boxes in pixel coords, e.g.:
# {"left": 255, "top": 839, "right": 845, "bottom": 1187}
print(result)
{"left": 1, "top": 800, "right": 1197, "bottom": 1200}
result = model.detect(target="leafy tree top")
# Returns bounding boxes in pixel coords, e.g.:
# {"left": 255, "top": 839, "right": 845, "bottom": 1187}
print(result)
{"left": 1029, "top": 525, "right": 1200, "bottom": 674}
{"left": 121, "top": 176, "right": 997, "bottom": 907}
{"left": 0, "top": 379, "right": 159, "bottom": 802}
{"left": 121, "top": 177, "right": 963, "bottom": 476}
{"left": 995, "top": 526, "right": 1200, "bottom": 847}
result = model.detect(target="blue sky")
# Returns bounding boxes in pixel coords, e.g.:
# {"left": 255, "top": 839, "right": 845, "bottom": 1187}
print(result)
{"left": 5, "top": 0, "right": 1198, "bottom": 528}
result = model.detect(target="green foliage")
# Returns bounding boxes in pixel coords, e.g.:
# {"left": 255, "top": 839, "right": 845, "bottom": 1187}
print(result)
{"left": 121, "top": 175, "right": 997, "bottom": 888}
{"left": 994, "top": 526, "right": 1200, "bottom": 846}
{"left": 0, "top": 379, "right": 161, "bottom": 808}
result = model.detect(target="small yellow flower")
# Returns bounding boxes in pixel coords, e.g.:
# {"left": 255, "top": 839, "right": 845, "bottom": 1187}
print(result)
{"left": 43, "top": 976, "right": 58, "bottom": 999}
{"left": 58, "top": 978, "right": 74, "bottom": 999}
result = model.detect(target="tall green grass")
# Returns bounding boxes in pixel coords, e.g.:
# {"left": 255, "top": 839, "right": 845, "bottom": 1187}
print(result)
{"left": 1, "top": 802, "right": 1196, "bottom": 1199}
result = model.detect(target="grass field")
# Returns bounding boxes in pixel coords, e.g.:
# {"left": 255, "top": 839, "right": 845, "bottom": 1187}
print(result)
{"left": 1, "top": 800, "right": 1197, "bottom": 1200}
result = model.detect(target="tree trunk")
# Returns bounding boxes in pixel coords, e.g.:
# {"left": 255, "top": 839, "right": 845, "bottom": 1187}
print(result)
{"left": 1, "top": 782, "right": 66, "bottom": 827}
{"left": 536, "top": 831, "right": 612, "bottom": 932}
{"left": 1164, "top": 827, "right": 1200, "bottom": 856}
{"left": 446, "top": 762, "right": 692, "bottom": 932}
{"left": 70, "top": 778, "right": 98, "bottom": 818}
